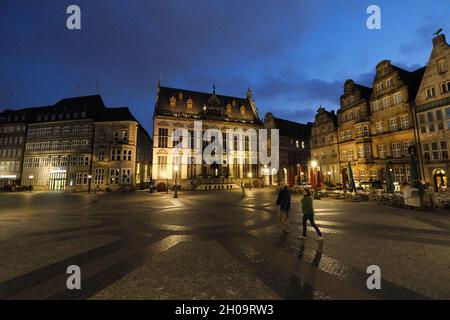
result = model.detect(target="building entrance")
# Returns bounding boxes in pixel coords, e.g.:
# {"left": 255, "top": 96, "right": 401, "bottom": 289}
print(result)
{"left": 48, "top": 171, "right": 67, "bottom": 191}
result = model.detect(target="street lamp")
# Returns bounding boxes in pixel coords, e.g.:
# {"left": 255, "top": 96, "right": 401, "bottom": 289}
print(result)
{"left": 87, "top": 175, "right": 92, "bottom": 194}
{"left": 310, "top": 160, "right": 320, "bottom": 199}
{"left": 174, "top": 166, "right": 179, "bottom": 198}
{"left": 247, "top": 172, "right": 253, "bottom": 191}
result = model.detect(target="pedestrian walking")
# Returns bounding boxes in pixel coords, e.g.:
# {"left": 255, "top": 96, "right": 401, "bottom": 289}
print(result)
{"left": 276, "top": 181, "right": 291, "bottom": 235}
{"left": 299, "top": 189, "right": 323, "bottom": 240}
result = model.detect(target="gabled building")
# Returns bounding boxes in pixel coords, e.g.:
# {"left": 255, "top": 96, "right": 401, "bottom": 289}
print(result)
{"left": 414, "top": 33, "right": 450, "bottom": 191}
{"left": 337, "top": 80, "right": 373, "bottom": 183}
{"left": 310, "top": 107, "right": 339, "bottom": 184}
{"left": 370, "top": 61, "right": 425, "bottom": 186}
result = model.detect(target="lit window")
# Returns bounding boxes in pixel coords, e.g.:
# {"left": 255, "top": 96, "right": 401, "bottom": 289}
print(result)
{"left": 393, "top": 92, "right": 402, "bottom": 105}
{"left": 383, "top": 96, "right": 390, "bottom": 109}
{"left": 378, "top": 144, "right": 386, "bottom": 158}
{"left": 170, "top": 96, "right": 176, "bottom": 107}
{"left": 392, "top": 143, "right": 401, "bottom": 158}
{"left": 386, "top": 78, "right": 393, "bottom": 88}
{"left": 389, "top": 118, "right": 398, "bottom": 132}
{"left": 400, "top": 114, "right": 409, "bottom": 129}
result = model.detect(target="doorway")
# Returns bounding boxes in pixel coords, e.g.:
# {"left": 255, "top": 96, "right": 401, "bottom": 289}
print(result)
{"left": 48, "top": 172, "right": 67, "bottom": 191}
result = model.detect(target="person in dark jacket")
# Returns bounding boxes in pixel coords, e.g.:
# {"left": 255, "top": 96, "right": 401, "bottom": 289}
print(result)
{"left": 276, "top": 181, "right": 291, "bottom": 235}
{"left": 299, "top": 189, "right": 323, "bottom": 240}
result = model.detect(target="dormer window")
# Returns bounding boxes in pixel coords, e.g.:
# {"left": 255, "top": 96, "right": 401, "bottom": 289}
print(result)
{"left": 437, "top": 58, "right": 447, "bottom": 74}
{"left": 386, "top": 78, "right": 393, "bottom": 88}
{"left": 187, "top": 98, "right": 193, "bottom": 109}
{"left": 376, "top": 82, "right": 385, "bottom": 92}
{"left": 240, "top": 106, "right": 246, "bottom": 115}
{"left": 170, "top": 96, "right": 176, "bottom": 107}
{"left": 226, "top": 104, "right": 232, "bottom": 113}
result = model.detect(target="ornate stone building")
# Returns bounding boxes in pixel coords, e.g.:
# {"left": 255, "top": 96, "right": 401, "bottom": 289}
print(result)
{"left": 311, "top": 64, "right": 425, "bottom": 188}
{"left": 370, "top": 61, "right": 425, "bottom": 186}
{"left": 152, "top": 84, "right": 262, "bottom": 190}
{"left": 337, "top": 80, "right": 373, "bottom": 183}
{"left": 2, "top": 95, "right": 151, "bottom": 191}
{"left": 263, "top": 112, "right": 311, "bottom": 186}
{"left": 414, "top": 33, "right": 450, "bottom": 191}
{"left": 310, "top": 107, "right": 339, "bottom": 184}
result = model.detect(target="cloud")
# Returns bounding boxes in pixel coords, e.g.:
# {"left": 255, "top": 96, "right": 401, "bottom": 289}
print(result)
{"left": 399, "top": 21, "right": 439, "bottom": 56}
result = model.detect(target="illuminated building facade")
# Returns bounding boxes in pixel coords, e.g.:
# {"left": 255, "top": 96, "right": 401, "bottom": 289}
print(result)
{"left": 152, "top": 84, "right": 262, "bottom": 189}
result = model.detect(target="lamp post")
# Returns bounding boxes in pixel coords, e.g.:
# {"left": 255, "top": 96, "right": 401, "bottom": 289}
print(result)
{"left": 174, "top": 166, "right": 179, "bottom": 198}
{"left": 311, "top": 160, "right": 319, "bottom": 199}
{"left": 87, "top": 175, "right": 92, "bottom": 194}
{"left": 28, "top": 175, "right": 34, "bottom": 192}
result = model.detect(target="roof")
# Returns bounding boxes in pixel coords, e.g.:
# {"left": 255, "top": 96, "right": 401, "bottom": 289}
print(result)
{"left": 402, "top": 66, "right": 426, "bottom": 102}
{"left": 155, "top": 86, "right": 260, "bottom": 123}
{"left": 269, "top": 114, "right": 311, "bottom": 138}
{"left": 340, "top": 79, "right": 373, "bottom": 103}
{"left": 382, "top": 64, "right": 426, "bottom": 102}
{"left": 0, "top": 95, "right": 147, "bottom": 134}
{"left": 354, "top": 83, "right": 373, "bottom": 100}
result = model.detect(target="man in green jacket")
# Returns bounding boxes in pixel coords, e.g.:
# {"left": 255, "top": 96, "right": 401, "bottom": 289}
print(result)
{"left": 300, "top": 189, "right": 323, "bottom": 240}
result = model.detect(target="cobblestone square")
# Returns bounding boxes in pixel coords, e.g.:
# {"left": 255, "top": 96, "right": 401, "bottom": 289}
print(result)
{"left": 0, "top": 188, "right": 448, "bottom": 300}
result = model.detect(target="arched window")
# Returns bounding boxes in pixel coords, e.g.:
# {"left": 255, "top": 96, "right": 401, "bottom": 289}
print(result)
{"left": 240, "top": 106, "right": 246, "bottom": 115}
{"left": 187, "top": 98, "right": 193, "bottom": 109}
{"left": 226, "top": 104, "right": 232, "bottom": 113}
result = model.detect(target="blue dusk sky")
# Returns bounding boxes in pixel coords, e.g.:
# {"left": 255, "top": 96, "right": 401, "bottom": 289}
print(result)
{"left": 1, "top": 0, "right": 450, "bottom": 133}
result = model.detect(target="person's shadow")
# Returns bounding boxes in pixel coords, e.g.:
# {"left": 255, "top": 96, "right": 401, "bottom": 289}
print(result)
{"left": 285, "top": 240, "right": 324, "bottom": 299}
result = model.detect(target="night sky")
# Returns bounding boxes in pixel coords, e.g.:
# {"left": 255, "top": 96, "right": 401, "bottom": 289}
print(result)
{"left": 1, "top": 0, "right": 450, "bottom": 133}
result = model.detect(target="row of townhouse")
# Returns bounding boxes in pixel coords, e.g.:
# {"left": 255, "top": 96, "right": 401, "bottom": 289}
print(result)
{"left": 0, "top": 95, "right": 152, "bottom": 191}
{"left": 311, "top": 33, "right": 450, "bottom": 192}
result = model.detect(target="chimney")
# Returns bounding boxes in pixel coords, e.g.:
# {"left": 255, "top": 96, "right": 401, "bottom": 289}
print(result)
{"left": 433, "top": 34, "right": 446, "bottom": 47}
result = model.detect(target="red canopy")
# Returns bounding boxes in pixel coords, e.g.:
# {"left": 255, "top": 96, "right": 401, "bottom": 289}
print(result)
{"left": 317, "top": 171, "right": 322, "bottom": 188}
{"left": 310, "top": 169, "right": 315, "bottom": 188}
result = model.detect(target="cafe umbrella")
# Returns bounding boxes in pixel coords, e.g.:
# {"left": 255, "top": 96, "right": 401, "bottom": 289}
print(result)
{"left": 385, "top": 163, "right": 395, "bottom": 193}
{"left": 347, "top": 162, "right": 356, "bottom": 193}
